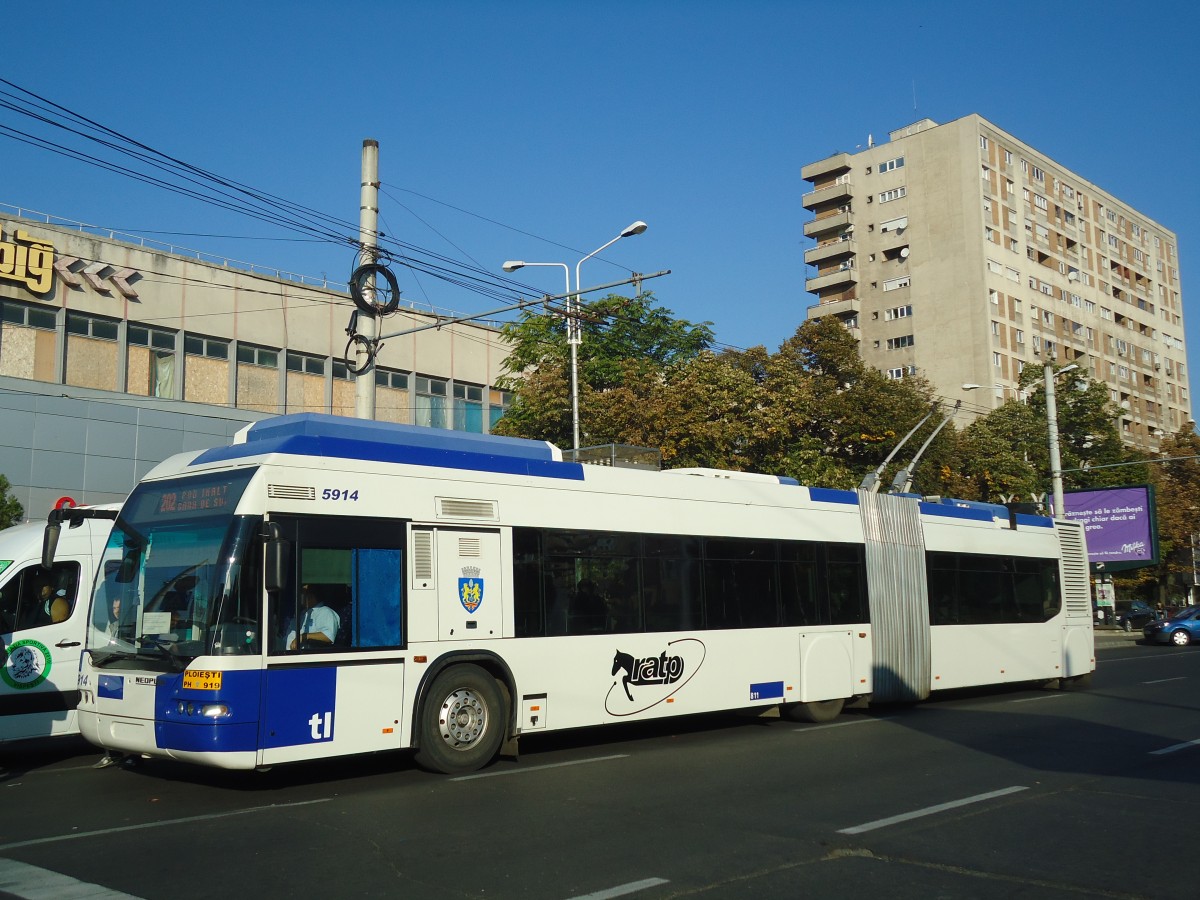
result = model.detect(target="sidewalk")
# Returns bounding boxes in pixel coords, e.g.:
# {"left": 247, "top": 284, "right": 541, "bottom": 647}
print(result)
{"left": 1093, "top": 625, "right": 1144, "bottom": 648}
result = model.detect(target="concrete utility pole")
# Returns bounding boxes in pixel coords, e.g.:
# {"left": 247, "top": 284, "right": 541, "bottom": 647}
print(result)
{"left": 354, "top": 139, "right": 380, "bottom": 420}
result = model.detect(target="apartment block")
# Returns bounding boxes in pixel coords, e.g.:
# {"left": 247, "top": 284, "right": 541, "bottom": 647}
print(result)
{"left": 801, "top": 115, "right": 1189, "bottom": 449}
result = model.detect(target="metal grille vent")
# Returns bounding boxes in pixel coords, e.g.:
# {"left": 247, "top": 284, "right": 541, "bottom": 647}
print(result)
{"left": 1056, "top": 521, "right": 1091, "bottom": 619}
{"left": 412, "top": 530, "right": 434, "bottom": 580}
{"left": 458, "top": 537, "right": 482, "bottom": 557}
{"left": 437, "top": 498, "right": 498, "bottom": 520}
{"left": 267, "top": 484, "right": 316, "bottom": 500}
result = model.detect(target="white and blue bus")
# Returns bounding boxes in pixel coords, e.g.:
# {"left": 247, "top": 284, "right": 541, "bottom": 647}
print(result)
{"left": 76, "top": 414, "right": 1094, "bottom": 774}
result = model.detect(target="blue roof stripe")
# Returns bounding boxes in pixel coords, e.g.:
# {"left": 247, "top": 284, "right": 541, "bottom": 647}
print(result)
{"left": 919, "top": 503, "right": 995, "bottom": 523}
{"left": 1015, "top": 513, "right": 1054, "bottom": 528}
{"left": 189, "top": 414, "right": 585, "bottom": 480}
{"left": 809, "top": 487, "right": 859, "bottom": 505}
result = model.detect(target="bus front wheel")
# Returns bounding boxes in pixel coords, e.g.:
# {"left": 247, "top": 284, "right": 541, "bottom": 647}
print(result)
{"left": 415, "top": 666, "right": 506, "bottom": 775}
{"left": 784, "top": 698, "right": 845, "bottom": 724}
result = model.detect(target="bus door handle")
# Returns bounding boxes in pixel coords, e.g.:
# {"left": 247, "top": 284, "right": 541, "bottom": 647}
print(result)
{"left": 56, "top": 640, "right": 81, "bottom": 648}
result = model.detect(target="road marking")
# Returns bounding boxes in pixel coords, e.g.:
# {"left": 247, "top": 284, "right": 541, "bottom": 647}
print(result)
{"left": 451, "top": 754, "right": 629, "bottom": 781}
{"left": 566, "top": 877, "right": 670, "bottom": 899}
{"left": 794, "top": 716, "right": 892, "bottom": 733}
{"left": 837, "top": 786, "right": 1029, "bottom": 835}
{"left": 0, "top": 798, "right": 331, "bottom": 851}
{"left": 1143, "top": 677, "right": 1186, "bottom": 685}
{"left": 0, "top": 857, "right": 145, "bottom": 899}
{"left": 1009, "top": 693, "right": 1068, "bottom": 703}
{"left": 1149, "top": 738, "right": 1200, "bottom": 756}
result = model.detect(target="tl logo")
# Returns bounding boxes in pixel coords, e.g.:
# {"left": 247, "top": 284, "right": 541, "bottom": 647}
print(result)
{"left": 459, "top": 566, "right": 484, "bottom": 614}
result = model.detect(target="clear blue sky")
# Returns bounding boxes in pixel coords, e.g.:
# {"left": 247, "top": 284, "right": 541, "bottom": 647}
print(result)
{"left": 4, "top": 1, "right": 1198, "bottom": 406}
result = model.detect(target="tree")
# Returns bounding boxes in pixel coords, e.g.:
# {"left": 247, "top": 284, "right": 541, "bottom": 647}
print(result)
{"left": 0, "top": 474, "right": 23, "bottom": 529}
{"left": 495, "top": 291, "right": 714, "bottom": 447}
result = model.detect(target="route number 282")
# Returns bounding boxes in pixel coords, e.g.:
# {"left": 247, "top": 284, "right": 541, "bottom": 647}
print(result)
{"left": 322, "top": 488, "right": 360, "bottom": 501}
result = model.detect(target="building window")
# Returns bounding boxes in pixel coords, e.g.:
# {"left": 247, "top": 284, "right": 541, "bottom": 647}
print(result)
{"left": 375, "top": 369, "right": 409, "bottom": 390}
{"left": 128, "top": 323, "right": 176, "bottom": 399}
{"left": 452, "top": 383, "right": 485, "bottom": 433}
{"left": 286, "top": 351, "right": 325, "bottom": 375}
{"left": 884, "top": 305, "right": 912, "bottom": 321}
{"left": 66, "top": 312, "right": 119, "bottom": 341}
{"left": 236, "top": 343, "right": 278, "bottom": 368}
{"left": 1031, "top": 165, "right": 1045, "bottom": 182}
{"left": 879, "top": 156, "right": 904, "bottom": 173}
{"left": 886, "top": 335, "right": 914, "bottom": 351}
{"left": 878, "top": 187, "right": 907, "bottom": 203}
{"left": 980, "top": 135, "right": 989, "bottom": 150}
{"left": 184, "top": 334, "right": 230, "bottom": 359}
{"left": 1, "top": 299, "right": 56, "bottom": 330}
{"left": 489, "top": 388, "right": 511, "bottom": 428}
{"left": 993, "top": 352, "right": 1002, "bottom": 367}
{"left": 882, "top": 276, "right": 911, "bottom": 292}
{"left": 415, "top": 375, "right": 448, "bottom": 429}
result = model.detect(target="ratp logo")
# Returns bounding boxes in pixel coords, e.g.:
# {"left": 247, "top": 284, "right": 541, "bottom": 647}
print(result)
{"left": 605, "top": 638, "right": 706, "bottom": 717}
{"left": 459, "top": 566, "right": 484, "bottom": 614}
{"left": 2, "top": 639, "right": 52, "bottom": 690}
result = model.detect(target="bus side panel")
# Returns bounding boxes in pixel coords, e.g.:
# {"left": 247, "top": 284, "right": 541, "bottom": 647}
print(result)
{"left": 1062, "top": 623, "right": 1095, "bottom": 677}
{"left": 798, "top": 630, "right": 856, "bottom": 703}
{"left": 929, "top": 622, "right": 1061, "bottom": 690}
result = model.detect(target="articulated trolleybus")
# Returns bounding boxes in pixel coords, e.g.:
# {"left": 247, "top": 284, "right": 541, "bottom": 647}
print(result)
{"left": 77, "top": 414, "right": 1094, "bottom": 774}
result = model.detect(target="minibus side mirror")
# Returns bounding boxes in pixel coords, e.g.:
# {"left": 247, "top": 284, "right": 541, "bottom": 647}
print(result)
{"left": 264, "top": 523, "right": 290, "bottom": 593}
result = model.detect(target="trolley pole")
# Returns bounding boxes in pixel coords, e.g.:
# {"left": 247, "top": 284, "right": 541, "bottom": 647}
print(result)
{"left": 354, "top": 139, "right": 380, "bottom": 420}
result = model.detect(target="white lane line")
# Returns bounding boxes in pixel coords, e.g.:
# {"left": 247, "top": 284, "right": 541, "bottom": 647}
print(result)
{"left": 794, "top": 716, "right": 892, "bottom": 733}
{"left": 1144, "top": 677, "right": 1187, "bottom": 685}
{"left": 1009, "top": 694, "right": 1068, "bottom": 703}
{"left": 837, "top": 786, "right": 1029, "bottom": 835}
{"left": 0, "top": 798, "right": 331, "bottom": 851}
{"left": 0, "top": 858, "right": 145, "bottom": 900}
{"left": 566, "top": 877, "right": 670, "bottom": 899}
{"left": 1150, "top": 738, "right": 1200, "bottom": 756}
{"left": 451, "top": 754, "right": 629, "bottom": 781}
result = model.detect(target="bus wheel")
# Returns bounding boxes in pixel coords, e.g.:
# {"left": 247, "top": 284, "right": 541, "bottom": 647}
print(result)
{"left": 415, "top": 666, "right": 506, "bottom": 775}
{"left": 784, "top": 698, "right": 845, "bottom": 724}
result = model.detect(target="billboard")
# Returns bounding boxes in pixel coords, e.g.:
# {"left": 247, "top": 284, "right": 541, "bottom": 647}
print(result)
{"left": 1062, "top": 485, "right": 1158, "bottom": 571}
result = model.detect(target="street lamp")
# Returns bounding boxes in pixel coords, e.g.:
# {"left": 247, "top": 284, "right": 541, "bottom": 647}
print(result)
{"left": 1045, "top": 361, "right": 1079, "bottom": 518}
{"left": 502, "top": 221, "right": 648, "bottom": 451}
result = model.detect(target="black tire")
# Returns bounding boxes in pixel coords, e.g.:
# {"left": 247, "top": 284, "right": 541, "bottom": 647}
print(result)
{"left": 414, "top": 666, "right": 506, "bottom": 774}
{"left": 1122, "top": 619, "right": 1132, "bottom": 633}
{"left": 1170, "top": 629, "right": 1191, "bottom": 647}
{"left": 784, "top": 698, "right": 845, "bottom": 724}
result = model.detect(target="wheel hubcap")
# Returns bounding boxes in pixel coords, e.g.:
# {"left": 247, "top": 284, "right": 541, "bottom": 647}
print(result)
{"left": 438, "top": 688, "right": 487, "bottom": 750}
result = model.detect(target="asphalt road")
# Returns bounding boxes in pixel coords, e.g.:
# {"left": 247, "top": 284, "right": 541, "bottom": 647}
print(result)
{"left": 1, "top": 640, "right": 1196, "bottom": 900}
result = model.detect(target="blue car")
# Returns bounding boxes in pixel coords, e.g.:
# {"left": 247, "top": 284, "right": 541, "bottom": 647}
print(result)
{"left": 1143, "top": 606, "right": 1200, "bottom": 646}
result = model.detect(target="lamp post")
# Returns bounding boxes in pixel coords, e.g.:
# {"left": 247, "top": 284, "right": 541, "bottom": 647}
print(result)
{"left": 502, "top": 220, "right": 647, "bottom": 451}
{"left": 1045, "top": 362, "right": 1079, "bottom": 518}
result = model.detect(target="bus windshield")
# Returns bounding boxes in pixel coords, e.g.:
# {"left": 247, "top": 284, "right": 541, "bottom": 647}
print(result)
{"left": 87, "top": 469, "right": 259, "bottom": 669}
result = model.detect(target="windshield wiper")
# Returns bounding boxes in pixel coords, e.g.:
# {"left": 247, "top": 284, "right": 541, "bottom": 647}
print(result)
{"left": 136, "top": 635, "right": 187, "bottom": 673}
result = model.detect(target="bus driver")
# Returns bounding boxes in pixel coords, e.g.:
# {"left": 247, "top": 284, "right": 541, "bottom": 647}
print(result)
{"left": 285, "top": 586, "right": 340, "bottom": 650}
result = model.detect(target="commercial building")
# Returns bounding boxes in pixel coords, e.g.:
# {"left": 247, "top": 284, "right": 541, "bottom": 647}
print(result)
{"left": 0, "top": 206, "right": 511, "bottom": 517}
{"left": 802, "top": 115, "right": 1189, "bottom": 449}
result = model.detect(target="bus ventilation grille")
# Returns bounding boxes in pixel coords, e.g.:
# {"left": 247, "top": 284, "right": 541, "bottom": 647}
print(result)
{"left": 268, "top": 484, "right": 316, "bottom": 500}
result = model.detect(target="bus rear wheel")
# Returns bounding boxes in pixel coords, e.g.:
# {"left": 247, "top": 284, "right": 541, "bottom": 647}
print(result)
{"left": 784, "top": 698, "right": 845, "bottom": 724}
{"left": 415, "top": 666, "right": 506, "bottom": 775}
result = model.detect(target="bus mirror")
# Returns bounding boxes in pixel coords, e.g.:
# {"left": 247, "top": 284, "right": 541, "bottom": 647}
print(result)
{"left": 42, "top": 522, "right": 61, "bottom": 569}
{"left": 265, "top": 536, "right": 289, "bottom": 592}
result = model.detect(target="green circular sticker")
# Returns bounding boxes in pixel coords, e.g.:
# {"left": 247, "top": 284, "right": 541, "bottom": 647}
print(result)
{"left": 2, "top": 638, "right": 52, "bottom": 690}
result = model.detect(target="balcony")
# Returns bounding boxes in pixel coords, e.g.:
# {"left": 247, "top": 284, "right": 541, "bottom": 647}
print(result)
{"left": 802, "top": 180, "right": 853, "bottom": 211}
{"left": 805, "top": 296, "right": 860, "bottom": 323}
{"left": 804, "top": 237, "right": 857, "bottom": 267}
{"left": 804, "top": 209, "right": 851, "bottom": 238}
{"left": 801, "top": 152, "right": 852, "bottom": 183}
{"left": 806, "top": 266, "right": 859, "bottom": 294}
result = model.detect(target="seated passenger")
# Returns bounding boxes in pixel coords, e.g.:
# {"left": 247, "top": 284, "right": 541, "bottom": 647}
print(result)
{"left": 286, "top": 586, "right": 340, "bottom": 649}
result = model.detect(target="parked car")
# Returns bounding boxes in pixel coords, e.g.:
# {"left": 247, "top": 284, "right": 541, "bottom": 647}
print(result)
{"left": 1143, "top": 606, "right": 1200, "bottom": 646}
{"left": 1115, "top": 599, "right": 1159, "bottom": 632}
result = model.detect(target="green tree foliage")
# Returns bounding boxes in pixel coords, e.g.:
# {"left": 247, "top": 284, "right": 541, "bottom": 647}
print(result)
{"left": 494, "top": 292, "right": 714, "bottom": 447}
{"left": 0, "top": 474, "right": 23, "bottom": 529}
